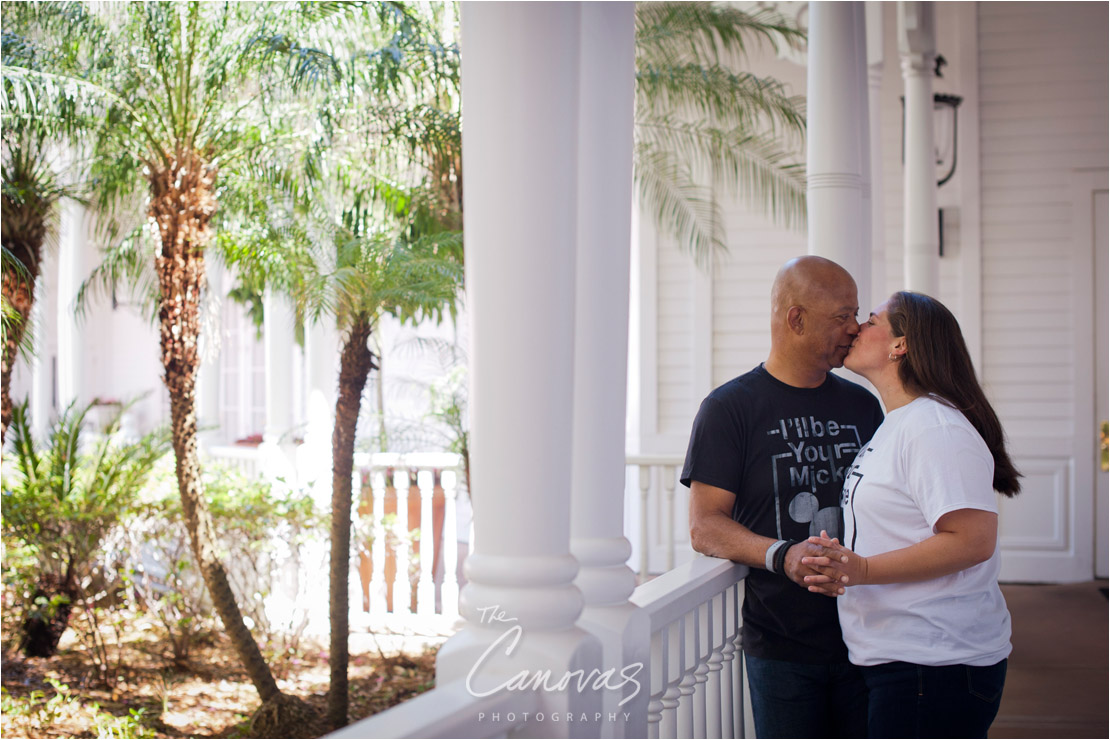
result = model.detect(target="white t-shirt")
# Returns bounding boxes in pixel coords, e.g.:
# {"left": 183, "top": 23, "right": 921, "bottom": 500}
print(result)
{"left": 838, "top": 395, "right": 1012, "bottom": 667}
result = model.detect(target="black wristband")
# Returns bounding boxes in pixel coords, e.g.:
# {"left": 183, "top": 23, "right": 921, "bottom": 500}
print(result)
{"left": 774, "top": 539, "right": 800, "bottom": 576}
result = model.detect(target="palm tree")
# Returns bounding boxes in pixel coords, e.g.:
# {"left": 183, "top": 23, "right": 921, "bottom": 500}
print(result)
{"left": 2, "top": 2, "right": 387, "bottom": 732}
{"left": 0, "top": 143, "right": 61, "bottom": 443}
{"left": 1, "top": 18, "right": 92, "bottom": 442}
{"left": 221, "top": 11, "right": 462, "bottom": 725}
{"left": 635, "top": 2, "right": 808, "bottom": 267}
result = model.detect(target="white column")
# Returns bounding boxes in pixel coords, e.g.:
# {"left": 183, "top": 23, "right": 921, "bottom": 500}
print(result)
{"left": 806, "top": 1, "right": 868, "bottom": 288}
{"left": 30, "top": 246, "right": 55, "bottom": 437}
{"left": 299, "top": 320, "right": 339, "bottom": 506}
{"left": 853, "top": 1, "right": 873, "bottom": 318}
{"left": 435, "top": 3, "right": 602, "bottom": 735}
{"left": 568, "top": 4, "right": 647, "bottom": 738}
{"left": 899, "top": 1, "right": 940, "bottom": 295}
{"left": 261, "top": 288, "right": 296, "bottom": 487}
{"left": 867, "top": 2, "right": 887, "bottom": 309}
{"left": 55, "top": 200, "right": 83, "bottom": 411}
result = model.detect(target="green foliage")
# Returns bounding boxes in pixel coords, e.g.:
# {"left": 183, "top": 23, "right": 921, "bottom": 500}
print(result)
{"left": 635, "top": 2, "right": 808, "bottom": 267}
{"left": 94, "top": 707, "right": 157, "bottom": 740}
{"left": 2, "top": 399, "right": 171, "bottom": 598}
{"left": 117, "top": 461, "right": 326, "bottom": 665}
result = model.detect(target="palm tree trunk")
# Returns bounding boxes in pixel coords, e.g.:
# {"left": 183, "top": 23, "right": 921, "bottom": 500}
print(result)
{"left": 327, "top": 316, "right": 376, "bottom": 730}
{"left": 149, "top": 157, "right": 280, "bottom": 704}
{"left": 1, "top": 271, "right": 34, "bottom": 444}
{"left": 1, "top": 198, "right": 46, "bottom": 444}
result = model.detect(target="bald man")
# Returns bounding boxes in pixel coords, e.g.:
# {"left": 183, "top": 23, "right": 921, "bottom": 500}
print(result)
{"left": 681, "top": 256, "right": 884, "bottom": 738}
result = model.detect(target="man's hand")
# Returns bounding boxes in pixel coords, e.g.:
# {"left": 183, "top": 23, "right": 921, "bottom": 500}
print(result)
{"left": 783, "top": 534, "right": 850, "bottom": 597}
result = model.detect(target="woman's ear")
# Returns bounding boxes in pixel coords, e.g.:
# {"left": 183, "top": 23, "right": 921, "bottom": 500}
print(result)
{"left": 890, "top": 338, "right": 907, "bottom": 358}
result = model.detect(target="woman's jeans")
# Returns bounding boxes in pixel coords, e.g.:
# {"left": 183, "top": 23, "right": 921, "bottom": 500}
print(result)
{"left": 860, "top": 659, "right": 1008, "bottom": 738}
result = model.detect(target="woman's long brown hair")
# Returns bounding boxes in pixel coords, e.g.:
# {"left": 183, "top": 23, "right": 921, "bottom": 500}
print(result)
{"left": 887, "top": 291, "right": 1022, "bottom": 497}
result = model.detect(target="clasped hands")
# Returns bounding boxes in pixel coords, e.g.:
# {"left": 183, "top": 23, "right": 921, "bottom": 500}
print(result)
{"left": 790, "top": 530, "right": 868, "bottom": 598}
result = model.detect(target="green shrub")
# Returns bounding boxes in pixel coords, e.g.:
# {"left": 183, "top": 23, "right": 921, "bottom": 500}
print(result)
{"left": 116, "top": 462, "right": 326, "bottom": 666}
{"left": 1, "top": 400, "right": 170, "bottom": 660}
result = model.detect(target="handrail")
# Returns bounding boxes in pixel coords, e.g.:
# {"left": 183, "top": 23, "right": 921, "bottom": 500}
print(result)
{"left": 631, "top": 556, "right": 749, "bottom": 628}
{"left": 327, "top": 681, "right": 538, "bottom": 739}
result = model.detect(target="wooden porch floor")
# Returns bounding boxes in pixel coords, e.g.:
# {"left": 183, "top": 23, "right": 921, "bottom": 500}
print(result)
{"left": 991, "top": 580, "right": 1109, "bottom": 739}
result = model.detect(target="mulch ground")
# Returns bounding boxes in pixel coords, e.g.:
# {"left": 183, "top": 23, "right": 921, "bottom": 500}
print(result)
{"left": 0, "top": 613, "right": 437, "bottom": 739}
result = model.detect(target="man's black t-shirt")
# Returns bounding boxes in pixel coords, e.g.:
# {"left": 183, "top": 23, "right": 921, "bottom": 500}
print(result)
{"left": 680, "top": 364, "right": 884, "bottom": 664}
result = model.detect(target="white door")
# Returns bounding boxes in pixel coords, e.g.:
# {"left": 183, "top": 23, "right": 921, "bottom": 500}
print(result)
{"left": 997, "top": 173, "right": 1107, "bottom": 583}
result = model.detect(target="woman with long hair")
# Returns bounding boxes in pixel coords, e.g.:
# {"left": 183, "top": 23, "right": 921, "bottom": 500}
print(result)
{"left": 802, "top": 290, "right": 1021, "bottom": 739}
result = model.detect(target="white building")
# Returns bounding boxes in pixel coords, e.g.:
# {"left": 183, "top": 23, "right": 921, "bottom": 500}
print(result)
{"left": 6, "top": 2, "right": 1107, "bottom": 737}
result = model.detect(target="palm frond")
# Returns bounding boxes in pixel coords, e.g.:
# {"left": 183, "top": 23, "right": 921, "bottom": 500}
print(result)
{"left": 634, "top": 146, "right": 725, "bottom": 269}
{"left": 636, "top": 3, "right": 805, "bottom": 68}
{"left": 637, "top": 117, "right": 807, "bottom": 231}
{"left": 636, "top": 63, "right": 806, "bottom": 143}
{"left": 75, "top": 228, "right": 161, "bottom": 323}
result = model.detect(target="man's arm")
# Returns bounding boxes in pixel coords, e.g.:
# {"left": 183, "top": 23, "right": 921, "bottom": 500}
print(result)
{"left": 689, "top": 480, "right": 842, "bottom": 588}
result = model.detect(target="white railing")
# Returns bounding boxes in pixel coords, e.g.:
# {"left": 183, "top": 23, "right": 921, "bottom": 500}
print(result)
{"left": 353, "top": 452, "right": 464, "bottom": 625}
{"left": 630, "top": 556, "right": 749, "bottom": 739}
{"left": 627, "top": 455, "right": 693, "bottom": 580}
{"left": 329, "top": 680, "right": 538, "bottom": 740}
{"left": 205, "top": 445, "right": 466, "bottom": 624}
{"left": 332, "top": 556, "right": 748, "bottom": 739}
{"left": 207, "top": 444, "right": 264, "bottom": 479}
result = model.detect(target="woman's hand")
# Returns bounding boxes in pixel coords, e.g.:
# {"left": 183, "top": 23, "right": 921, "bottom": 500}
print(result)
{"left": 800, "top": 530, "right": 869, "bottom": 595}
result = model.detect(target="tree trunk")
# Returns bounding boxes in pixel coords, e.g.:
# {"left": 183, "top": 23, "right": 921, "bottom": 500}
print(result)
{"left": 0, "top": 196, "right": 46, "bottom": 444}
{"left": 149, "top": 156, "right": 281, "bottom": 703}
{"left": 1, "top": 271, "right": 35, "bottom": 444}
{"left": 327, "top": 316, "right": 376, "bottom": 730}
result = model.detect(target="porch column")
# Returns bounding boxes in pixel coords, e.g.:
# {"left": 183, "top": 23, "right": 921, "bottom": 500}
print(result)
{"left": 867, "top": 2, "right": 887, "bottom": 308}
{"left": 55, "top": 199, "right": 84, "bottom": 410}
{"left": 261, "top": 288, "right": 296, "bottom": 486}
{"left": 300, "top": 320, "right": 339, "bottom": 503}
{"left": 196, "top": 263, "right": 223, "bottom": 449}
{"left": 806, "top": 2, "right": 869, "bottom": 290}
{"left": 898, "top": 1, "right": 940, "bottom": 294}
{"left": 30, "top": 248, "right": 55, "bottom": 437}
{"left": 435, "top": 3, "right": 602, "bottom": 735}
{"left": 568, "top": 4, "right": 648, "bottom": 738}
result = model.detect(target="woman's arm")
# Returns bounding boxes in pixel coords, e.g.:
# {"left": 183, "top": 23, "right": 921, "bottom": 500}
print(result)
{"left": 801, "top": 508, "right": 998, "bottom": 589}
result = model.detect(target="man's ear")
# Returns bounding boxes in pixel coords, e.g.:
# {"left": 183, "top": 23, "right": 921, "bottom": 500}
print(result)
{"left": 787, "top": 306, "right": 805, "bottom": 335}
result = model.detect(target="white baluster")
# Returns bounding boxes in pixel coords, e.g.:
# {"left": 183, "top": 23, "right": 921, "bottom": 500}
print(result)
{"left": 678, "top": 613, "right": 697, "bottom": 738}
{"left": 663, "top": 465, "right": 676, "bottom": 570}
{"left": 416, "top": 469, "right": 436, "bottom": 616}
{"left": 349, "top": 469, "right": 364, "bottom": 611}
{"left": 705, "top": 593, "right": 724, "bottom": 739}
{"left": 661, "top": 621, "right": 682, "bottom": 739}
{"left": 440, "top": 470, "right": 460, "bottom": 619}
{"left": 732, "top": 584, "right": 745, "bottom": 738}
{"left": 393, "top": 468, "right": 412, "bottom": 615}
{"left": 370, "top": 469, "right": 388, "bottom": 616}
{"left": 648, "top": 628, "right": 665, "bottom": 740}
{"left": 719, "top": 586, "right": 737, "bottom": 737}
{"left": 639, "top": 465, "right": 651, "bottom": 579}
{"left": 693, "top": 603, "right": 711, "bottom": 739}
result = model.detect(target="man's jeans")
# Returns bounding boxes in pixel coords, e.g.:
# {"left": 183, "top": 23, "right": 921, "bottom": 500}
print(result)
{"left": 744, "top": 654, "right": 868, "bottom": 739}
{"left": 860, "top": 659, "right": 1008, "bottom": 738}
